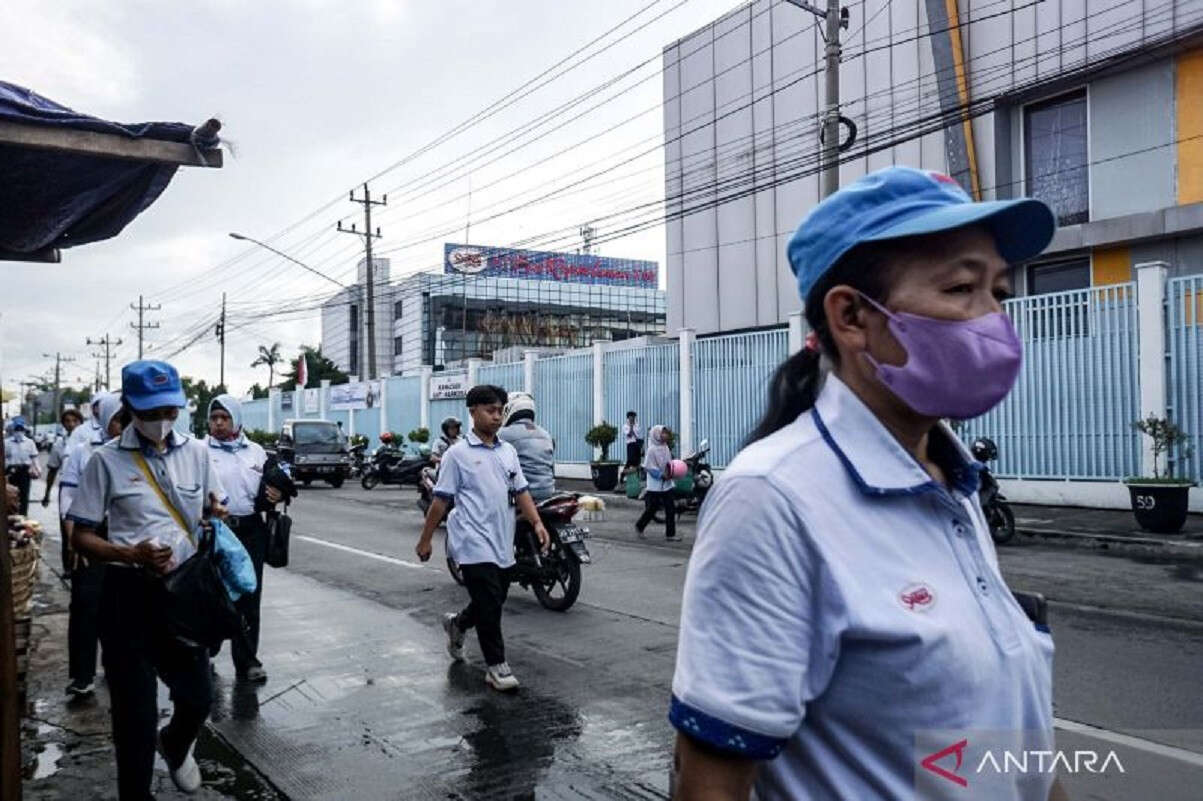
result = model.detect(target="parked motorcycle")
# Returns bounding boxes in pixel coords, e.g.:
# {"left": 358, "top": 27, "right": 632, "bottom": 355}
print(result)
{"left": 446, "top": 493, "right": 591, "bottom": 612}
{"left": 361, "top": 446, "right": 429, "bottom": 490}
{"left": 973, "top": 437, "right": 1017, "bottom": 545}
{"left": 416, "top": 463, "right": 452, "bottom": 523}
{"left": 348, "top": 442, "right": 368, "bottom": 478}
{"left": 653, "top": 438, "right": 715, "bottom": 522}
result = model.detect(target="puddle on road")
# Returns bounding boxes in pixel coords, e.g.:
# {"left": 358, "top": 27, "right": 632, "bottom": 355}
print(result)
{"left": 27, "top": 742, "right": 63, "bottom": 780}
{"left": 194, "top": 726, "right": 286, "bottom": 801}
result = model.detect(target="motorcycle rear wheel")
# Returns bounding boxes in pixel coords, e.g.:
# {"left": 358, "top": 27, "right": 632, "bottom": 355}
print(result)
{"left": 987, "top": 502, "right": 1016, "bottom": 545}
{"left": 532, "top": 544, "right": 582, "bottom": 612}
{"left": 361, "top": 473, "right": 379, "bottom": 490}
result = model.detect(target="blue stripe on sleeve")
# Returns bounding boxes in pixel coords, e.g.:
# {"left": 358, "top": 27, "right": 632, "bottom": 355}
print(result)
{"left": 668, "top": 694, "right": 788, "bottom": 760}
{"left": 66, "top": 513, "right": 102, "bottom": 528}
{"left": 433, "top": 489, "right": 455, "bottom": 501}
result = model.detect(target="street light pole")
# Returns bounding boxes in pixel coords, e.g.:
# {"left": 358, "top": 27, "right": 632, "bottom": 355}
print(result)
{"left": 228, "top": 233, "right": 348, "bottom": 290}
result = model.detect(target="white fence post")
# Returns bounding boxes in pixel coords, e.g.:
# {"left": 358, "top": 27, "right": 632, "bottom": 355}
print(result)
{"left": 592, "top": 342, "right": 605, "bottom": 460}
{"left": 378, "top": 378, "right": 389, "bottom": 435}
{"left": 319, "top": 379, "right": 331, "bottom": 419}
{"left": 788, "top": 311, "right": 805, "bottom": 355}
{"left": 523, "top": 350, "right": 537, "bottom": 394}
{"left": 678, "top": 328, "right": 695, "bottom": 456}
{"left": 267, "top": 388, "right": 279, "bottom": 431}
{"left": 1136, "top": 261, "right": 1169, "bottom": 477}
{"left": 419, "top": 367, "right": 432, "bottom": 430}
{"left": 468, "top": 358, "right": 482, "bottom": 387}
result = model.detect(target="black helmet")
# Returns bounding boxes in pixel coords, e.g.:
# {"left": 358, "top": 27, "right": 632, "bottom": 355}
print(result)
{"left": 441, "top": 416, "right": 462, "bottom": 436}
{"left": 970, "top": 437, "right": 998, "bottom": 463}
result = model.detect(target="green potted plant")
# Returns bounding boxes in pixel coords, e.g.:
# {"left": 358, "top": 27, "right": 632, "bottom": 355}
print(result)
{"left": 1125, "top": 415, "right": 1194, "bottom": 533}
{"left": 585, "top": 421, "right": 620, "bottom": 491}
{"left": 407, "top": 427, "right": 430, "bottom": 444}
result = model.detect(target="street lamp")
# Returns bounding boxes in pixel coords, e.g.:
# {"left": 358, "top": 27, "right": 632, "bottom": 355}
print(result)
{"left": 228, "top": 233, "right": 347, "bottom": 289}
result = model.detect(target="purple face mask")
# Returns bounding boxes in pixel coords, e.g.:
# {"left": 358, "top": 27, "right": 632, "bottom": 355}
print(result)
{"left": 859, "top": 294, "right": 1023, "bottom": 419}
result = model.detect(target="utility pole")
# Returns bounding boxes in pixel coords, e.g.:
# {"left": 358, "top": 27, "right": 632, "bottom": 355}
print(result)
{"left": 337, "top": 183, "right": 386, "bottom": 380}
{"left": 785, "top": 0, "right": 848, "bottom": 197}
{"left": 129, "top": 295, "right": 161, "bottom": 359}
{"left": 86, "top": 334, "right": 123, "bottom": 390}
{"left": 215, "top": 293, "right": 227, "bottom": 389}
{"left": 41, "top": 352, "right": 76, "bottom": 419}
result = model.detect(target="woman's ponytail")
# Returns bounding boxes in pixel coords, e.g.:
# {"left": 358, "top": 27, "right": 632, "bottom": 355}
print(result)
{"left": 745, "top": 346, "right": 824, "bottom": 444}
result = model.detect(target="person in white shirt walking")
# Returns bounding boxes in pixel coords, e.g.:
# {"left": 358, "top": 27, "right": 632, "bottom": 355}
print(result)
{"left": 41, "top": 407, "right": 84, "bottom": 570}
{"left": 4, "top": 416, "right": 40, "bottom": 515}
{"left": 414, "top": 385, "right": 549, "bottom": 692}
{"left": 204, "top": 393, "right": 283, "bottom": 683}
{"left": 621, "top": 411, "right": 642, "bottom": 481}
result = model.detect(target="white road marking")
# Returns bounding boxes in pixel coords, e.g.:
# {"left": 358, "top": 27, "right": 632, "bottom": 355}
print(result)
{"left": 295, "top": 534, "right": 429, "bottom": 571}
{"left": 1054, "top": 718, "right": 1203, "bottom": 767}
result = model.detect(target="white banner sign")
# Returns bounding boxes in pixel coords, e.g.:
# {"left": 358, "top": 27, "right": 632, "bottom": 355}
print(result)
{"left": 329, "top": 381, "right": 381, "bottom": 411}
{"left": 303, "top": 388, "right": 320, "bottom": 414}
{"left": 430, "top": 373, "right": 469, "bottom": 400}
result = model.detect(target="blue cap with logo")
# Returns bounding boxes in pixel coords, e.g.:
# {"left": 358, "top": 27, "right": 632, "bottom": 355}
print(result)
{"left": 11, "top": 416, "right": 27, "bottom": 431}
{"left": 786, "top": 166, "right": 1056, "bottom": 303}
{"left": 121, "top": 360, "right": 186, "bottom": 411}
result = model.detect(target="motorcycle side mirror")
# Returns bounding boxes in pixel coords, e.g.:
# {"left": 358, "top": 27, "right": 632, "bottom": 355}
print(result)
{"left": 698, "top": 438, "right": 709, "bottom": 452}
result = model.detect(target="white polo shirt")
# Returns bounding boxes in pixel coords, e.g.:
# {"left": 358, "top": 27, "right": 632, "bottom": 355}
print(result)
{"left": 68, "top": 427, "right": 227, "bottom": 569}
{"left": 434, "top": 429, "right": 528, "bottom": 568}
{"left": 671, "top": 374, "right": 1054, "bottom": 801}
{"left": 4, "top": 432, "right": 37, "bottom": 467}
{"left": 204, "top": 434, "right": 267, "bottom": 517}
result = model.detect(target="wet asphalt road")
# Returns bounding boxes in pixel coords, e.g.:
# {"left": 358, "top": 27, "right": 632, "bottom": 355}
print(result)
{"left": 212, "top": 482, "right": 1203, "bottom": 799}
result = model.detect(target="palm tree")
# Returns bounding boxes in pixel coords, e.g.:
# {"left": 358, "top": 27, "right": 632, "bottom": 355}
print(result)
{"left": 251, "top": 343, "right": 282, "bottom": 389}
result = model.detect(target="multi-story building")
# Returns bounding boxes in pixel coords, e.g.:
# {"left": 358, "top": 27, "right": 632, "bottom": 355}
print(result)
{"left": 662, "top": 0, "right": 1203, "bottom": 333}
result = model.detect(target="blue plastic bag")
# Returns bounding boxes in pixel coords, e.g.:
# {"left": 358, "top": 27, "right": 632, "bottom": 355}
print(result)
{"left": 211, "top": 518, "right": 257, "bottom": 601}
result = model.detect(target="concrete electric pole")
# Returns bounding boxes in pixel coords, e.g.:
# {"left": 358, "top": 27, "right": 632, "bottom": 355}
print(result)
{"left": 86, "top": 334, "right": 123, "bottom": 390}
{"left": 129, "top": 295, "right": 161, "bottom": 359}
{"left": 785, "top": 0, "right": 849, "bottom": 197}
{"left": 41, "top": 352, "right": 75, "bottom": 419}
{"left": 215, "top": 292, "right": 227, "bottom": 389}
{"left": 337, "top": 183, "right": 387, "bottom": 380}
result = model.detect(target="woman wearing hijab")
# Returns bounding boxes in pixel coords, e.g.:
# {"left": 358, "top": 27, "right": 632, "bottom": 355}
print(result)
{"left": 205, "top": 393, "right": 283, "bottom": 683}
{"left": 669, "top": 167, "right": 1065, "bottom": 800}
{"left": 635, "top": 425, "right": 677, "bottom": 542}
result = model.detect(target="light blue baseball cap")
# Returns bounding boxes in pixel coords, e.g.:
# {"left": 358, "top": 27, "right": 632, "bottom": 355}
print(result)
{"left": 121, "top": 360, "right": 186, "bottom": 411}
{"left": 786, "top": 166, "right": 1056, "bottom": 302}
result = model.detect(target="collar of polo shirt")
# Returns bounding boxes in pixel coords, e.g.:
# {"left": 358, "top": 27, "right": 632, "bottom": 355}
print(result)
{"left": 118, "top": 424, "right": 189, "bottom": 454}
{"left": 463, "top": 428, "right": 501, "bottom": 449}
{"left": 811, "top": 375, "right": 983, "bottom": 497}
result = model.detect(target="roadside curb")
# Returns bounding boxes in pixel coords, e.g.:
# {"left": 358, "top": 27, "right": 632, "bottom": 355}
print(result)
{"left": 1019, "top": 526, "right": 1203, "bottom": 555}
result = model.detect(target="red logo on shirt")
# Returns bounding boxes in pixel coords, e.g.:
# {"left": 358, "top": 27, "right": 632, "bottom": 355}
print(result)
{"left": 921, "top": 739, "right": 969, "bottom": 787}
{"left": 899, "top": 583, "right": 935, "bottom": 611}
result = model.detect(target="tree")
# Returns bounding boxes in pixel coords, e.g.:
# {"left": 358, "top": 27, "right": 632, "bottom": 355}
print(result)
{"left": 251, "top": 343, "right": 283, "bottom": 389}
{"left": 276, "top": 346, "right": 348, "bottom": 392}
{"left": 247, "top": 383, "right": 269, "bottom": 400}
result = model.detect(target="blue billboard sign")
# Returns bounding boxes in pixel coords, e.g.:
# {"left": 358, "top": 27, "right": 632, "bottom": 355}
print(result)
{"left": 443, "top": 243, "right": 657, "bottom": 288}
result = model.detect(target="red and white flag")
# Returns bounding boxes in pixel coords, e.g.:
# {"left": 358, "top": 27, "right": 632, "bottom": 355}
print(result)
{"left": 297, "top": 354, "right": 308, "bottom": 388}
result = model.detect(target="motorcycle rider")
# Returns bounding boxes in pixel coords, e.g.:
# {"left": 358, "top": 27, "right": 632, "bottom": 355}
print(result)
{"left": 430, "top": 416, "right": 462, "bottom": 465}
{"left": 496, "top": 392, "right": 556, "bottom": 502}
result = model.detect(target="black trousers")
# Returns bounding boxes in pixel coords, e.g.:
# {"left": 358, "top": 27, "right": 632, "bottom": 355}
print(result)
{"left": 8, "top": 465, "right": 31, "bottom": 515}
{"left": 98, "top": 567, "right": 212, "bottom": 801}
{"left": 68, "top": 560, "right": 105, "bottom": 685}
{"left": 229, "top": 515, "right": 267, "bottom": 674}
{"left": 625, "top": 441, "right": 643, "bottom": 467}
{"left": 636, "top": 490, "right": 677, "bottom": 539}
{"left": 455, "top": 563, "right": 512, "bottom": 667}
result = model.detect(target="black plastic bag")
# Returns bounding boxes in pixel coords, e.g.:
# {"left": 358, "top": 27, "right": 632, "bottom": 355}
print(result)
{"left": 158, "top": 523, "right": 246, "bottom": 651}
{"left": 265, "top": 509, "right": 291, "bottom": 569}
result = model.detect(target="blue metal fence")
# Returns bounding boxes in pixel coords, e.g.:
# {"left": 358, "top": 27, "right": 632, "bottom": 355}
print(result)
{"left": 693, "top": 328, "right": 788, "bottom": 467}
{"left": 604, "top": 343, "right": 679, "bottom": 458}
{"left": 534, "top": 353, "right": 593, "bottom": 462}
{"left": 959, "top": 284, "right": 1141, "bottom": 479}
{"left": 243, "top": 398, "right": 270, "bottom": 432}
{"left": 1167, "top": 275, "right": 1203, "bottom": 480}
{"left": 385, "top": 376, "right": 422, "bottom": 439}
{"left": 479, "top": 361, "right": 525, "bottom": 393}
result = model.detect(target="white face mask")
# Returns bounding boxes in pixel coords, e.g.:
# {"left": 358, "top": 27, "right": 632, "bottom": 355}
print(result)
{"left": 133, "top": 417, "right": 174, "bottom": 443}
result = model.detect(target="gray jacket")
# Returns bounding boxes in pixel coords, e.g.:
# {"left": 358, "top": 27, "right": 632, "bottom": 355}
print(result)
{"left": 498, "top": 420, "right": 556, "bottom": 501}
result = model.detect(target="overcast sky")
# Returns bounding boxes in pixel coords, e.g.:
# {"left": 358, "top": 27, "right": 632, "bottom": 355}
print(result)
{"left": 0, "top": 0, "right": 741, "bottom": 409}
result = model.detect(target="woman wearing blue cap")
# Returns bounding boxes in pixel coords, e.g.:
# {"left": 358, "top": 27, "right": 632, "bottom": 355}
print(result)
{"left": 68, "top": 360, "right": 227, "bottom": 800}
{"left": 669, "top": 168, "right": 1067, "bottom": 800}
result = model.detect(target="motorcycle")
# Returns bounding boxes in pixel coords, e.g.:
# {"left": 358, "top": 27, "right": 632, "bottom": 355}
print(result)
{"left": 446, "top": 493, "right": 591, "bottom": 612}
{"left": 348, "top": 442, "right": 368, "bottom": 478}
{"left": 973, "top": 437, "right": 1017, "bottom": 545}
{"left": 416, "top": 462, "right": 452, "bottom": 524}
{"left": 653, "top": 438, "right": 715, "bottom": 522}
{"left": 361, "top": 445, "right": 429, "bottom": 490}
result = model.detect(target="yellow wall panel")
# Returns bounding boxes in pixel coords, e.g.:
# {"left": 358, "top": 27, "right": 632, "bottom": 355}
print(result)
{"left": 1178, "top": 48, "right": 1203, "bottom": 205}
{"left": 1091, "top": 246, "right": 1131, "bottom": 286}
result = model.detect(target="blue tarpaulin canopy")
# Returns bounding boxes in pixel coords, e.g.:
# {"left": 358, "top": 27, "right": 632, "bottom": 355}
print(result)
{"left": 0, "top": 81, "right": 222, "bottom": 262}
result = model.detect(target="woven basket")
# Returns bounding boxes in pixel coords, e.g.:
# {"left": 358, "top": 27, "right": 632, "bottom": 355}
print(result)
{"left": 9, "top": 542, "right": 40, "bottom": 618}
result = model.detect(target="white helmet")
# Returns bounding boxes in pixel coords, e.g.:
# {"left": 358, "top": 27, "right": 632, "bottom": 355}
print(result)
{"left": 502, "top": 391, "right": 536, "bottom": 426}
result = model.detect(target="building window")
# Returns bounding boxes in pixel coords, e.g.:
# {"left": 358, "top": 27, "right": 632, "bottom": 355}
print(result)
{"left": 393, "top": 335, "right": 403, "bottom": 356}
{"left": 1027, "top": 258, "right": 1090, "bottom": 295}
{"left": 394, "top": 300, "right": 404, "bottom": 318}
{"left": 1024, "top": 258, "right": 1091, "bottom": 339}
{"left": 1025, "top": 90, "right": 1089, "bottom": 226}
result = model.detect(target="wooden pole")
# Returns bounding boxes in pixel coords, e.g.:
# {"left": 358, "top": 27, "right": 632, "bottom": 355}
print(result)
{"left": 0, "top": 443, "right": 21, "bottom": 801}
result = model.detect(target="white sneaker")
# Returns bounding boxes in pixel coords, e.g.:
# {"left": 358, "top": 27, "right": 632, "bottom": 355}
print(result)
{"left": 157, "top": 727, "right": 202, "bottom": 794}
{"left": 484, "top": 662, "right": 520, "bottom": 692}
{"left": 442, "top": 612, "right": 465, "bottom": 662}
